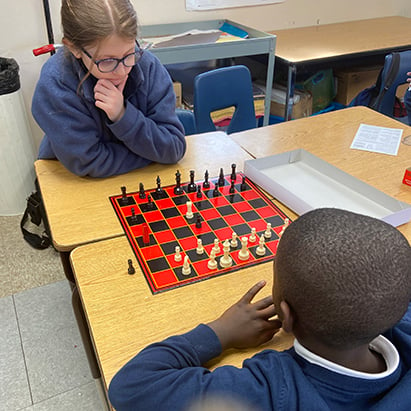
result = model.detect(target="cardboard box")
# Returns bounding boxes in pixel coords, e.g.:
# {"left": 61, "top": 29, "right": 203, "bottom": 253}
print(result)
{"left": 269, "top": 87, "right": 312, "bottom": 119}
{"left": 173, "top": 81, "right": 182, "bottom": 108}
{"left": 244, "top": 149, "right": 411, "bottom": 227}
{"left": 334, "top": 67, "right": 381, "bottom": 105}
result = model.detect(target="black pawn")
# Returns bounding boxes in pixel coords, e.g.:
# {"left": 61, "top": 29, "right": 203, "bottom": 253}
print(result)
{"left": 231, "top": 163, "right": 237, "bottom": 181}
{"left": 127, "top": 259, "right": 135, "bottom": 275}
{"left": 130, "top": 207, "right": 138, "bottom": 222}
{"left": 187, "top": 170, "right": 197, "bottom": 193}
{"left": 213, "top": 183, "right": 219, "bottom": 197}
{"left": 196, "top": 185, "right": 203, "bottom": 198}
{"left": 195, "top": 214, "right": 202, "bottom": 228}
{"left": 240, "top": 176, "right": 247, "bottom": 191}
{"left": 139, "top": 182, "right": 146, "bottom": 199}
{"left": 121, "top": 186, "right": 127, "bottom": 200}
{"left": 147, "top": 194, "right": 154, "bottom": 210}
{"left": 203, "top": 170, "right": 210, "bottom": 189}
{"left": 218, "top": 168, "right": 225, "bottom": 186}
{"left": 229, "top": 179, "right": 235, "bottom": 194}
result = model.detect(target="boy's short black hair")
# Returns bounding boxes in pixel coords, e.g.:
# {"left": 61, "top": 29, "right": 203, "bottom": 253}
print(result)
{"left": 275, "top": 208, "right": 411, "bottom": 348}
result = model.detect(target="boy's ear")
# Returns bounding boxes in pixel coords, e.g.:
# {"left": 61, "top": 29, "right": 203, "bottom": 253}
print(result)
{"left": 280, "top": 300, "right": 295, "bottom": 333}
{"left": 62, "top": 38, "right": 82, "bottom": 59}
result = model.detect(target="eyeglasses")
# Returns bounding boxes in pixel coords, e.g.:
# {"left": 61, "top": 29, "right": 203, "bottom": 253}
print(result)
{"left": 81, "top": 41, "right": 144, "bottom": 73}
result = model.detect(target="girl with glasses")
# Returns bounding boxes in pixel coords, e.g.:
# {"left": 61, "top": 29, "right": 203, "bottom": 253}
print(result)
{"left": 32, "top": 0, "right": 186, "bottom": 177}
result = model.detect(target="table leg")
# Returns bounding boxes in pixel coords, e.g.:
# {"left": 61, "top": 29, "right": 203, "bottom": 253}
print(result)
{"left": 284, "top": 64, "right": 297, "bottom": 121}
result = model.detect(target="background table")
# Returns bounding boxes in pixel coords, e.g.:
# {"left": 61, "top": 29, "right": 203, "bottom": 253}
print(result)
{"left": 271, "top": 16, "right": 411, "bottom": 119}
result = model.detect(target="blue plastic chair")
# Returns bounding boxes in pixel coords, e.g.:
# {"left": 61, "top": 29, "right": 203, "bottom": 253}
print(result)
{"left": 176, "top": 108, "right": 197, "bottom": 136}
{"left": 193, "top": 65, "right": 256, "bottom": 134}
{"left": 373, "top": 50, "right": 411, "bottom": 118}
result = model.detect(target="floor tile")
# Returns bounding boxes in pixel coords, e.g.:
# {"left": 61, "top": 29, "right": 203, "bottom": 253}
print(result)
{"left": 0, "top": 296, "right": 32, "bottom": 411}
{"left": 14, "top": 281, "right": 75, "bottom": 342}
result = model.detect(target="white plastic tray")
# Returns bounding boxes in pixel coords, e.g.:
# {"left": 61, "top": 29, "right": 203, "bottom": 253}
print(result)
{"left": 244, "top": 149, "right": 411, "bottom": 227}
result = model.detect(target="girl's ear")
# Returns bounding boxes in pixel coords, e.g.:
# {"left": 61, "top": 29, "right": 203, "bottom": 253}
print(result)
{"left": 62, "top": 38, "right": 81, "bottom": 59}
{"left": 280, "top": 300, "right": 295, "bottom": 334}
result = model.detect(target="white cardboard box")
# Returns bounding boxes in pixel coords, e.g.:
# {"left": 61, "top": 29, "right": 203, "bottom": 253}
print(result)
{"left": 244, "top": 149, "right": 411, "bottom": 227}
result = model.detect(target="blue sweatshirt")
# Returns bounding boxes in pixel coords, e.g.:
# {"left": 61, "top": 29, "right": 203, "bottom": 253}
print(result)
{"left": 108, "top": 302, "right": 411, "bottom": 411}
{"left": 32, "top": 48, "right": 186, "bottom": 177}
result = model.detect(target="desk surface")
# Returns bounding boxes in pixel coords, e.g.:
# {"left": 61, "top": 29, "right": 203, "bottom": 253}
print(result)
{"left": 272, "top": 16, "right": 411, "bottom": 63}
{"left": 35, "top": 131, "right": 252, "bottom": 252}
{"left": 71, "top": 236, "right": 294, "bottom": 391}
{"left": 72, "top": 106, "right": 411, "bottom": 395}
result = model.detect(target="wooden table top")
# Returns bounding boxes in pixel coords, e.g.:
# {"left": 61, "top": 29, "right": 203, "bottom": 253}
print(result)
{"left": 271, "top": 16, "right": 411, "bottom": 63}
{"left": 35, "top": 131, "right": 252, "bottom": 252}
{"left": 70, "top": 235, "right": 295, "bottom": 391}
{"left": 230, "top": 106, "right": 411, "bottom": 239}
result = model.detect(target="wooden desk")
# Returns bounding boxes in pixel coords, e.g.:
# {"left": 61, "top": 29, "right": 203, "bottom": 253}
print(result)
{"left": 231, "top": 106, "right": 411, "bottom": 239}
{"left": 35, "top": 131, "right": 253, "bottom": 281}
{"left": 35, "top": 131, "right": 253, "bottom": 382}
{"left": 71, "top": 236, "right": 294, "bottom": 394}
{"left": 71, "top": 106, "right": 411, "bottom": 402}
{"left": 270, "top": 16, "right": 411, "bottom": 119}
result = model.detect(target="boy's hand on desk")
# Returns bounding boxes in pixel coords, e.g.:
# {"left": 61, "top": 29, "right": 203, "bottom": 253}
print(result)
{"left": 207, "top": 280, "right": 282, "bottom": 351}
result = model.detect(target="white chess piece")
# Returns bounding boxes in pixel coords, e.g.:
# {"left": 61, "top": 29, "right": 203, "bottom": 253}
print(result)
{"left": 219, "top": 240, "right": 233, "bottom": 268}
{"left": 174, "top": 246, "right": 182, "bottom": 262}
{"left": 249, "top": 227, "right": 257, "bottom": 242}
{"left": 182, "top": 255, "right": 191, "bottom": 275}
{"left": 207, "top": 249, "right": 218, "bottom": 270}
{"left": 238, "top": 236, "right": 250, "bottom": 261}
{"left": 213, "top": 238, "right": 221, "bottom": 254}
{"left": 264, "top": 223, "right": 272, "bottom": 239}
{"left": 256, "top": 234, "right": 266, "bottom": 256}
{"left": 230, "top": 231, "right": 238, "bottom": 248}
{"left": 196, "top": 238, "right": 204, "bottom": 255}
{"left": 186, "top": 201, "right": 194, "bottom": 219}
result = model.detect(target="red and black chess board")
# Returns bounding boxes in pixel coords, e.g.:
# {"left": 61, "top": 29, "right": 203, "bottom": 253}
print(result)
{"left": 110, "top": 171, "right": 290, "bottom": 294}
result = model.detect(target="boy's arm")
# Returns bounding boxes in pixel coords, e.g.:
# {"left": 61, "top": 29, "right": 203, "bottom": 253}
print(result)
{"left": 108, "top": 281, "right": 282, "bottom": 411}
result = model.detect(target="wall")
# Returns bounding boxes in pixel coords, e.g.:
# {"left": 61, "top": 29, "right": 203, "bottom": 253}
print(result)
{"left": 0, "top": 0, "right": 407, "bottom": 148}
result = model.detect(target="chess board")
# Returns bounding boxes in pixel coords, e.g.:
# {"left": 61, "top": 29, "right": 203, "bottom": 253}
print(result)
{"left": 109, "top": 171, "right": 290, "bottom": 294}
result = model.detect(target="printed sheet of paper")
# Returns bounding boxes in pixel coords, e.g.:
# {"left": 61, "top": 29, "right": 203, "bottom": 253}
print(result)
{"left": 350, "top": 124, "right": 403, "bottom": 156}
{"left": 186, "top": 0, "right": 284, "bottom": 11}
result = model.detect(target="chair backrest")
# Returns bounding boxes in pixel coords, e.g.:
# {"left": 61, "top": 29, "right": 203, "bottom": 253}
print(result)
{"left": 373, "top": 50, "right": 411, "bottom": 117}
{"left": 176, "top": 108, "right": 197, "bottom": 136}
{"left": 193, "top": 65, "right": 256, "bottom": 134}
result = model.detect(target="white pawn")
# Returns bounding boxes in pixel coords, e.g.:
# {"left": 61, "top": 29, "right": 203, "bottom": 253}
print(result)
{"left": 174, "top": 245, "right": 182, "bottom": 262}
{"left": 186, "top": 201, "right": 194, "bottom": 219}
{"left": 264, "top": 223, "right": 272, "bottom": 239}
{"left": 213, "top": 238, "right": 221, "bottom": 254}
{"left": 230, "top": 231, "right": 238, "bottom": 248}
{"left": 182, "top": 255, "right": 191, "bottom": 275}
{"left": 196, "top": 238, "right": 204, "bottom": 255}
{"left": 207, "top": 249, "right": 218, "bottom": 270}
{"left": 249, "top": 227, "right": 257, "bottom": 242}
{"left": 238, "top": 236, "right": 250, "bottom": 261}
{"left": 219, "top": 240, "right": 233, "bottom": 268}
{"left": 256, "top": 234, "right": 266, "bottom": 256}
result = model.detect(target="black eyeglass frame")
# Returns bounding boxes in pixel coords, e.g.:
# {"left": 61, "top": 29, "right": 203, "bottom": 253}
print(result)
{"left": 81, "top": 41, "right": 144, "bottom": 73}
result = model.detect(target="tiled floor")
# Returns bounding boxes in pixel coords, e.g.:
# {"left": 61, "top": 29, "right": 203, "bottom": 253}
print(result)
{"left": 0, "top": 279, "right": 106, "bottom": 410}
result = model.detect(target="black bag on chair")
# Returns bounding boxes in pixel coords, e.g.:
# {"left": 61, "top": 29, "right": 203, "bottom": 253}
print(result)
{"left": 20, "top": 182, "right": 52, "bottom": 250}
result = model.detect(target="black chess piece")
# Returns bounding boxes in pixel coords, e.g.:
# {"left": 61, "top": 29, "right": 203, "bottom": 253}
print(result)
{"left": 174, "top": 170, "right": 184, "bottom": 195}
{"left": 155, "top": 175, "right": 163, "bottom": 194}
{"left": 229, "top": 179, "right": 235, "bottom": 194}
{"left": 196, "top": 185, "right": 203, "bottom": 198}
{"left": 231, "top": 163, "right": 237, "bottom": 181}
{"left": 213, "top": 183, "right": 219, "bottom": 197}
{"left": 195, "top": 214, "right": 202, "bottom": 228}
{"left": 203, "top": 170, "right": 210, "bottom": 189}
{"left": 218, "top": 168, "right": 225, "bottom": 186}
{"left": 240, "top": 175, "right": 247, "bottom": 191}
{"left": 127, "top": 259, "right": 135, "bottom": 275}
{"left": 187, "top": 170, "right": 197, "bottom": 193}
{"left": 139, "top": 182, "right": 146, "bottom": 199}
